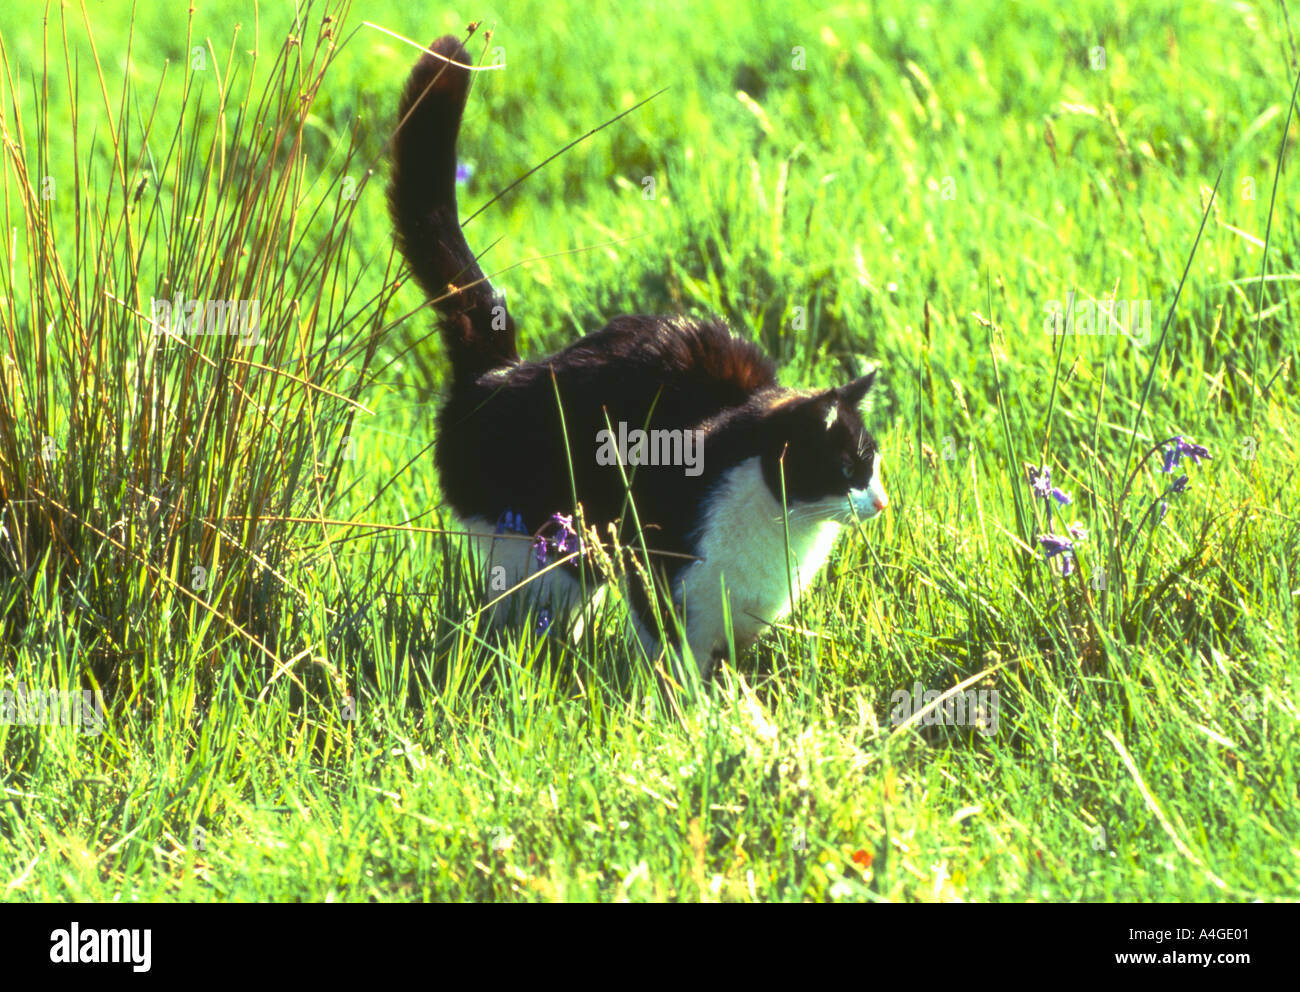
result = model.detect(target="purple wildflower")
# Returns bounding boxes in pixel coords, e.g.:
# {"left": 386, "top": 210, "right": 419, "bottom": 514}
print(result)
{"left": 536, "top": 607, "right": 553, "bottom": 635}
{"left": 1162, "top": 436, "right": 1183, "bottom": 473}
{"left": 1031, "top": 466, "right": 1052, "bottom": 500}
{"left": 1152, "top": 435, "right": 1206, "bottom": 525}
{"left": 495, "top": 509, "right": 528, "bottom": 535}
{"left": 1162, "top": 435, "right": 1212, "bottom": 473}
{"left": 1179, "top": 438, "right": 1211, "bottom": 465}
{"left": 1030, "top": 466, "right": 1071, "bottom": 507}
{"left": 1038, "top": 533, "right": 1074, "bottom": 559}
{"left": 456, "top": 161, "right": 474, "bottom": 185}
{"left": 549, "top": 512, "right": 580, "bottom": 555}
{"left": 525, "top": 511, "right": 585, "bottom": 568}
{"left": 1152, "top": 473, "right": 1190, "bottom": 525}
{"left": 1038, "top": 532, "right": 1077, "bottom": 576}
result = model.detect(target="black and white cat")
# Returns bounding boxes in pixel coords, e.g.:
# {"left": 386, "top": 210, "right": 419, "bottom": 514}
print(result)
{"left": 388, "top": 34, "right": 887, "bottom": 674}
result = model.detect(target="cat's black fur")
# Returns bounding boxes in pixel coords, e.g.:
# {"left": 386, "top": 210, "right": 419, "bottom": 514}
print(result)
{"left": 389, "top": 35, "right": 884, "bottom": 668}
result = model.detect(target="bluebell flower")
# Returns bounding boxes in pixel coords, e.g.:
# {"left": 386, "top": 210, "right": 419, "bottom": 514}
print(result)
{"left": 1178, "top": 438, "right": 1210, "bottom": 465}
{"left": 536, "top": 607, "right": 553, "bottom": 635}
{"left": 1038, "top": 533, "right": 1074, "bottom": 559}
{"left": 548, "top": 512, "right": 582, "bottom": 555}
{"left": 1030, "top": 466, "right": 1071, "bottom": 507}
{"left": 456, "top": 161, "right": 474, "bottom": 185}
{"left": 1152, "top": 434, "right": 1208, "bottom": 526}
{"left": 494, "top": 509, "right": 528, "bottom": 534}
{"left": 1031, "top": 466, "right": 1052, "bottom": 500}
{"left": 1038, "top": 532, "right": 1076, "bottom": 576}
{"left": 1162, "top": 435, "right": 1211, "bottom": 473}
{"left": 1162, "top": 437, "right": 1183, "bottom": 474}
{"left": 533, "top": 534, "right": 549, "bottom": 566}
{"left": 1153, "top": 473, "right": 1189, "bottom": 526}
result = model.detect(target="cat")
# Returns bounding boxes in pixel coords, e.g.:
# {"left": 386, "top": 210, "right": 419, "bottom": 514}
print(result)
{"left": 388, "top": 34, "right": 887, "bottom": 676}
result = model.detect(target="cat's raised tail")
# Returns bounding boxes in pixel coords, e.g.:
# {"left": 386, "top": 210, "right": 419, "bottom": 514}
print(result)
{"left": 389, "top": 35, "right": 518, "bottom": 384}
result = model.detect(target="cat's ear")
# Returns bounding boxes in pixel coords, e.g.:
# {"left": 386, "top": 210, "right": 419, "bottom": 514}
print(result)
{"left": 784, "top": 389, "right": 842, "bottom": 433}
{"left": 839, "top": 367, "right": 878, "bottom": 408}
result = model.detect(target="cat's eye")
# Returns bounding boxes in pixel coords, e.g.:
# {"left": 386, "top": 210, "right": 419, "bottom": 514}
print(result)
{"left": 841, "top": 459, "right": 855, "bottom": 480}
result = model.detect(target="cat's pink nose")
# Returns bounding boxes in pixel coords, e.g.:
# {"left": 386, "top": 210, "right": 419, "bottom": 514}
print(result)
{"left": 873, "top": 493, "right": 888, "bottom": 513}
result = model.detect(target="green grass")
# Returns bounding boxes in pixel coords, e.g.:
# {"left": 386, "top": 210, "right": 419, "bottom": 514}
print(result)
{"left": 1, "top": 0, "right": 1297, "bottom": 900}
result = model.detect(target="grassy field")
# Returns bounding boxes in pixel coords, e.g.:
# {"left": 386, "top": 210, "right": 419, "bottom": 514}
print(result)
{"left": 0, "top": 0, "right": 1297, "bottom": 901}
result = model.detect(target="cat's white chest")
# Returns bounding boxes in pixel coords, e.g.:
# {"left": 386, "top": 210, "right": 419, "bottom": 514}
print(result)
{"left": 675, "top": 457, "right": 843, "bottom": 665}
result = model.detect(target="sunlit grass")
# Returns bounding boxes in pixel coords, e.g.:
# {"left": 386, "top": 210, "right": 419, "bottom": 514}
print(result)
{"left": 0, "top": 0, "right": 1296, "bottom": 901}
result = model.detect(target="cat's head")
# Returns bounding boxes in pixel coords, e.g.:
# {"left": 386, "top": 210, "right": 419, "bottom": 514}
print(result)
{"left": 758, "top": 369, "right": 887, "bottom": 522}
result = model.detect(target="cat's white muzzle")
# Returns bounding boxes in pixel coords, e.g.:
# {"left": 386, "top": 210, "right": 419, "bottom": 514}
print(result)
{"left": 849, "top": 454, "right": 888, "bottom": 519}
{"left": 849, "top": 484, "right": 888, "bottom": 519}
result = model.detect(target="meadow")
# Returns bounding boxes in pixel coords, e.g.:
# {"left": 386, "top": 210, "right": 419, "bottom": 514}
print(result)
{"left": 0, "top": 0, "right": 1297, "bottom": 901}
